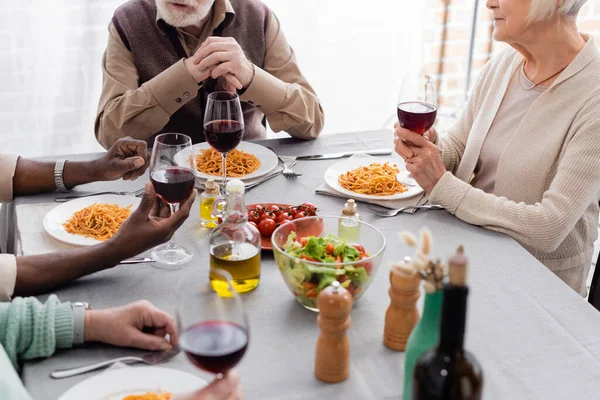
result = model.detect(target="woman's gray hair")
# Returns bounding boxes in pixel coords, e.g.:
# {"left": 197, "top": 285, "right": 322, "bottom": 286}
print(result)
{"left": 529, "top": 0, "right": 588, "bottom": 21}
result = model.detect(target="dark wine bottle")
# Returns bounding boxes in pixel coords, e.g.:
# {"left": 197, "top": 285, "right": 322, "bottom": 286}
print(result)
{"left": 412, "top": 246, "right": 483, "bottom": 400}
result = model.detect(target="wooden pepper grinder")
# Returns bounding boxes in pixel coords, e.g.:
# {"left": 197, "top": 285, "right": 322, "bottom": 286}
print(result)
{"left": 315, "top": 281, "right": 353, "bottom": 383}
{"left": 384, "top": 257, "right": 421, "bottom": 351}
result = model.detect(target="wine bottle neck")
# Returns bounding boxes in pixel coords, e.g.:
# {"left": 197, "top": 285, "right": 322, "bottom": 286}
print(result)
{"left": 438, "top": 284, "right": 468, "bottom": 354}
{"left": 224, "top": 192, "right": 247, "bottom": 223}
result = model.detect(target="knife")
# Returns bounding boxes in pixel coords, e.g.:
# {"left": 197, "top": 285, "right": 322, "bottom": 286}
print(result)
{"left": 294, "top": 148, "right": 392, "bottom": 160}
{"left": 118, "top": 257, "right": 154, "bottom": 265}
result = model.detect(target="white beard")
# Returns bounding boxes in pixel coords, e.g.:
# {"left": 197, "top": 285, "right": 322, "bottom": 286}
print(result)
{"left": 156, "top": 0, "right": 213, "bottom": 28}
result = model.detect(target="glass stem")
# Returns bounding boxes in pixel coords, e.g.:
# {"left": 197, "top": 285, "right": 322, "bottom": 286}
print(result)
{"left": 221, "top": 152, "right": 228, "bottom": 189}
{"left": 164, "top": 202, "right": 179, "bottom": 249}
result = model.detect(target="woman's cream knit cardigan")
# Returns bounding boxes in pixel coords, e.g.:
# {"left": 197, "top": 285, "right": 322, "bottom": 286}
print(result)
{"left": 429, "top": 36, "right": 600, "bottom": 296}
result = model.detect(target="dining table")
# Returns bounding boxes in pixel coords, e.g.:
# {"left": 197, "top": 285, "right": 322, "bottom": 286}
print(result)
{"left": 10, "top": 130, "right": 600, "bottom": 399}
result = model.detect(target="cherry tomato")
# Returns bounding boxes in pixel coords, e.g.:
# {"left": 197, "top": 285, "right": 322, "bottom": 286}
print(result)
{"left": 347, "top": 283, "right": 357, "bottom": 296}
{"left": 353, "top": 244, "right": 366, "bottom": 254}
{"left": 275, "top": 212, "right": 291, "bottom": 223}
{"left": 248, "top": 211, "right": 260, "bottom": 224}
{"left": 299, "top": 202, "right": 317, "bottom": 216}
{"left": 361, "top": 261, "right": 373, "bottom": 274}
{"left": 257, "top": 218, "right": 277, "bottom": 237}
{"left": 265, "top": 205, "right": 280, "bottom": 213}
{"left": 248, "top": 221, "right": 258, "bottom": 229}
{"left": 293, "top": 211, "right": 306, "bottom": 220}
{"left": 279, "top": 219, "right": 293, "bottom": 227}
{"left": 259, "top": 212, "right": 273, "bottom": 221}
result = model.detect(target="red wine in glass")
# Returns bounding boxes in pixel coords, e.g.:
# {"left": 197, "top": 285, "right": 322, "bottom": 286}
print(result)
{"left": 180, "top": 320, "right": 249, "bottom": 375}
{"left": 150, "top": 167, "right": 196, "bottom": 204}
{"left": 204, "top": 120, "right": 243, "bottom": 154}
{"left": 397, "top": 101, "right": 437, "bottom": 135}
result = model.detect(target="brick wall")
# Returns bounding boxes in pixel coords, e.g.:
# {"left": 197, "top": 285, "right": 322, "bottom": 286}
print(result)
{"left": 422, "top": 0, "right": 600, "bottom": 129}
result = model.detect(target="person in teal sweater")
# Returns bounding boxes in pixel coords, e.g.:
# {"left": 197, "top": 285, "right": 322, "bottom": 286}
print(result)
{"left": 0, "top": 296, "right": 242, "bottom": 399}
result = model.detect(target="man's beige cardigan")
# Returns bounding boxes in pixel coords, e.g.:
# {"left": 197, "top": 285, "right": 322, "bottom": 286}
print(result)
{"left": 429, "top": 36, "right": 600, "bottom": 296}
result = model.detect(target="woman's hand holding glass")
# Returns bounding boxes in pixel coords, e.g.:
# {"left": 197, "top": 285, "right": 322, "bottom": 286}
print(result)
{"left": 394, "top": 122, "right": 446, "bottom": 193}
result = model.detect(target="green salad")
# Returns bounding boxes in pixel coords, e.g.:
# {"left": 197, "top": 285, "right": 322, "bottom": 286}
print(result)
{"left": 278, "top": 232, "right": 373, "bottom": 309}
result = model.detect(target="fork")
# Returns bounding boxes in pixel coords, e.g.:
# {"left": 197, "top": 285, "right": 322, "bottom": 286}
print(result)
{"left": 50, "top": 347, "right": 180, "bottom": 379}
{"left": 282, "top": 160, "right": 301, "bottom": 178}
{"left": 55, "top": 187, "right": 145, "bottom": 202}
{"left": 367, "top": 204, "right": 445, "bottom": 217}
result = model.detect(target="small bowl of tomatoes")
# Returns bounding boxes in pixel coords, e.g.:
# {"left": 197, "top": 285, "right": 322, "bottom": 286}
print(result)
{"left": 271, "top": 216, "right": 386, "bottom": 311}
{"left": 246, "top": 203, "right": 318, "bottom": 250}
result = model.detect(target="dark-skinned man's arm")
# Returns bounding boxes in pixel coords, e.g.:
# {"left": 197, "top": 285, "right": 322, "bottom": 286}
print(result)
{"left": 12, "top": 183, "right": 196, "bottom": 297}
{"left": 12, "top": 138, "right": 149, "bottom": 196}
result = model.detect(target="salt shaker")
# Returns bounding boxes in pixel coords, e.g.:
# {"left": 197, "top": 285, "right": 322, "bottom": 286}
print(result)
{"left": 383, "top": 258, "right": 421, "bottom": 351}
{"left": 315, "top": 281, "right": 353, "bottom": 383}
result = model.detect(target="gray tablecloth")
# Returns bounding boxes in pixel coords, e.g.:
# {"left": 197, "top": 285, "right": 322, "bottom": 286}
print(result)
{"left": 14, "top": 131, "right": 600, "bottom": 399}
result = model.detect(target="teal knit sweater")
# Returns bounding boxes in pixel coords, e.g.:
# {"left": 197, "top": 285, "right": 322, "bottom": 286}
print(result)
{"left": 0, "top": 295, "right": 74, "bottom": 399}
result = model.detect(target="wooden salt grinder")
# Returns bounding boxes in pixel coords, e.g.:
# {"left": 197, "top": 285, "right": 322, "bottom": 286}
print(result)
{"left": 315, "top": 281, "right": 353, "bottom": 383}
{"left": 384, "top": 260, "right": 421, "bottom": 351}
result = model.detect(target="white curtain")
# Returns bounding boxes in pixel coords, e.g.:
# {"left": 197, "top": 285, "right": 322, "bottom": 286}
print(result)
{"left": 0, "top": 0, "right": 426, "bottom": 157}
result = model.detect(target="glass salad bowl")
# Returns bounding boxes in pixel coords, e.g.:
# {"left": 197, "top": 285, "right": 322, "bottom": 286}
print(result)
{"left": 272, "top": 216, "right": 387, "bottom": 311}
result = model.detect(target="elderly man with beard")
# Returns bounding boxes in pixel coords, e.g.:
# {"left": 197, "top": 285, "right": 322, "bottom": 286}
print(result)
{"left": 95, "top": 0, "right": 324, "bottom": 148}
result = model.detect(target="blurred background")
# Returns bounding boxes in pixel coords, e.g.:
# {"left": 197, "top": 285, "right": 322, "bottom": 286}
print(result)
{"left": 1, "top": 0, "right": 600, "bottom": 157}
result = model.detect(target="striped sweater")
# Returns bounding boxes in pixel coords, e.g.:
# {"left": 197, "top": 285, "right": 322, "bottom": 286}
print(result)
{"left": 430, "top": 35, "right": 600, "bottom": 296}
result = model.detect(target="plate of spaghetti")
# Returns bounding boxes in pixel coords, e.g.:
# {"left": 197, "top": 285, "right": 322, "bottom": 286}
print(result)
{"left": 57, "top": 366, "right": 206, "bottom": 400}
{"left": 324, "top": 156, "right": 423, "bottom": 200}
{"left": 43, "top": 194, "right": 141, "bottom": 246}
{"left": 175, "top": 142, "right": 279, "bottom": 181}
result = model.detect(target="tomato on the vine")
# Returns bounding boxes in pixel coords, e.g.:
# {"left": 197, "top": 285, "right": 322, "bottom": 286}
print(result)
{"left": 248, "top": 211, "right": 260, "bottom": 224}
{"left": 265, "top": 205, "right": 280, "bottom": 213}
{"left": 275, "top": 212, "right": 291, "bottom": 223}
{"left": 299, "top": 202, "right": 317, "bottom": 216}
{"left": 292, "top": 211, "right": 306, "bottom": 220}
{"left": 257, "top": 218, "right": 277, "bottom": 237}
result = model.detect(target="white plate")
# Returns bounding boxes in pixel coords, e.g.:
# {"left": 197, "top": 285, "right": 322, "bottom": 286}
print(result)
{"left": 176, "top": 142, "right": 279, "bottom": 181}
{"left": 324, "top": 155, "right": 424, "bottom": 201}
{"left": 43, "top": 195, "right": 140, "bottom": 246}
{"left": 58, "top": 366, "right": 206, "bottom": 400}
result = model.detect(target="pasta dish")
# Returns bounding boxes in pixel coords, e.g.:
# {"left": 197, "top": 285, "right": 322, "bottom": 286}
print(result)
{"left": 338, "top": 162, "right": 407, "bottom": 196}
{"left": 122, "top": 392, "right": 171, "bottom": 400}
{"left": 63, "top": 203, "right": 132, "bottom": 241}
{"left": 195, "top": 148, "right": 260, "bottom": 177}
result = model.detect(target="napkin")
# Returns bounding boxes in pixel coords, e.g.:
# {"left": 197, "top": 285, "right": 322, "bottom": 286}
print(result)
{"left": 15, "top": 203, "right": 74, "bottom": 256}
{"left": 315, "top": 183, "right": 427, "bottom": 213}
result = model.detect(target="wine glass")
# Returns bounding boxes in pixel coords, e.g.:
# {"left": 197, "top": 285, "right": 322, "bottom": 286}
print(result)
{"left": 148, "top": 133, "right": 196, "bottom": 266}
{"left": 203, "top": 91, "right": 244, "bottom": 189}
{"left": 178, "top": 268, "right": 249, "bottom": 378}
{"left": 397, "top": 74, "right": 437, "bottom": 135}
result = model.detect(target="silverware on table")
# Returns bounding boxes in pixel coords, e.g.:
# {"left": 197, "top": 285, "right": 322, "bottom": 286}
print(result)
{"left": 367, "top": 204, "right": 445, "bottom": 217}
{"left": 196, "top": 170, "right": 284, "bottom": 192}
{"left": 282, "top": 160, "right": 301, "bottom": 178}
{"left": 293, "top": 148, "right": 392, "bottom": 160}
{"left": 245, "top": 170, "right": 284, "bottom": 192}
{"left": 54, "top": 188, "right": 145, "bottom": 203}
{"left": 50, "top": 347, "right": 180, "bottom": 379}
{"left": 118, "top": 257, "right": 154, "bottom": 265}
{"left": 270, "top": 150, "right": 302, "bottom": 179}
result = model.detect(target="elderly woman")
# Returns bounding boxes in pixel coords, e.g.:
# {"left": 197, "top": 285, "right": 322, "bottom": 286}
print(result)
{"left": 394, "top": 0, "right": 600, "bottom": 296}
